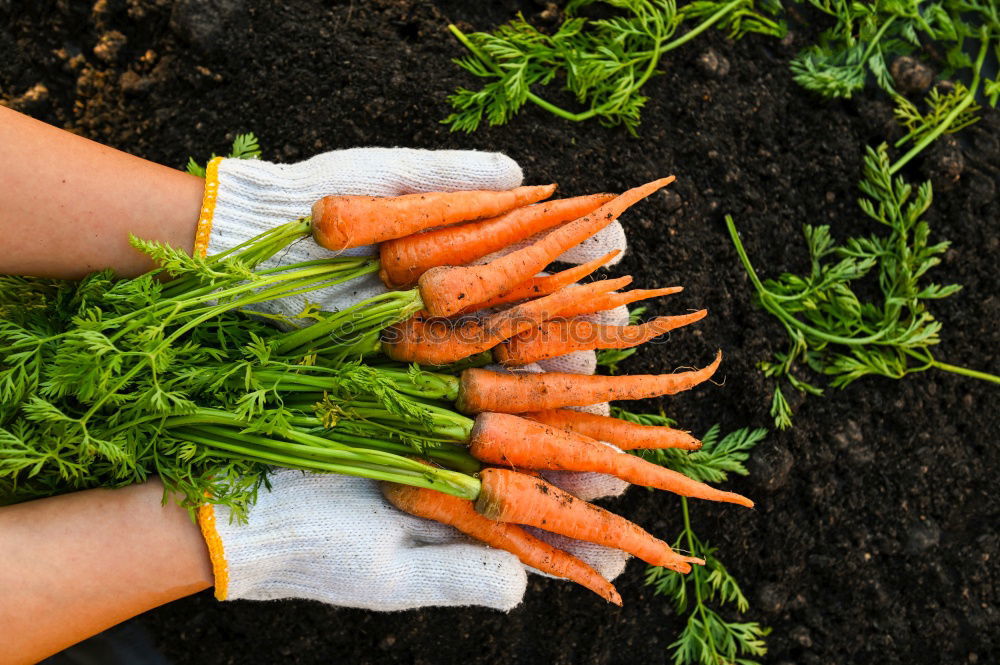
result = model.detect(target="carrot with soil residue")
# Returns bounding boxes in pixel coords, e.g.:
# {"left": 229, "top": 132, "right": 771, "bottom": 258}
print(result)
{"left": 474, "top": 468, "right": 703, "bottom": 572}
{"left": 382, "top": 277, "right": 632, "bottom": 365}
{"left": 381, "top": 481, "right": 622, "bottom": 604}
{"left": 494, "top": 310, "right": 708, "bottom": 365}
{"left": 469, "top": 413, "right": 752, "bottom": 508}
{"left": 418, "top": 177, "right": 676, "bottom": 317}
{"left": 456, "top": 350, "right": 722, "bottom": 413}
{"left": 553, "top": 286, "right": 683, "bottom": 319}
{"left": 523, "top": 409, "right": 702, "bottom": 451}
{"left": 455, "top": 251, "right": 620, "bottom": 315}
{"left": 312, "top": 184, "right": 557, "bottom": 251}
{"left": 378, "top": 193, "right": 615, "bottom": 289}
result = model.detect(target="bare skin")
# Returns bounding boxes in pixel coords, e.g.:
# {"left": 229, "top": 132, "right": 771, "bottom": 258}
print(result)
{"left": 0, "top": 480, "right": 213, "bottom": 665}
{"left": 0, "top": 105, "right": 204, "bottom": 278}
{"left": 0, "top": 108, "right": 212, "bottom": 664}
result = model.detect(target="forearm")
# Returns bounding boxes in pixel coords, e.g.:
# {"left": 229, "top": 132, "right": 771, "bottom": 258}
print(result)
{"left": 0, "top": 106, "right": 204, "bottom": 279}
{"left": 0, "top": 480, "right": 213, "bottom": 665}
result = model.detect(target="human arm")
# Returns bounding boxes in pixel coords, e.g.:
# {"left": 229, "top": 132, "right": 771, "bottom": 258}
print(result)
{"left": 0, "top": 479, "right": 213, "bottom": 665}
{"left": 0, "top": 105, "right": 204, "bottom": 279}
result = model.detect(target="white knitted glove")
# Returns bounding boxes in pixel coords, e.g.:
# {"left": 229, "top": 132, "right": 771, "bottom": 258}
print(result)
{"left": 197, "top": 469, "right": 629, "bottom": 611}
{"left": 196, "top": 148, "right": 628, "bottom": 318}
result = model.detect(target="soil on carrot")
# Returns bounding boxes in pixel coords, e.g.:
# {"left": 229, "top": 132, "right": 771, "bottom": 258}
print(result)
{"left": 3, "top": 1, "right": 998, "bottom": 663}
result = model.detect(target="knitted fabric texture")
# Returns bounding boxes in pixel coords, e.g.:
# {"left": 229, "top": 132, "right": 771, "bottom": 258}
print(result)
{"left": 205, "top": 149, "right": 627, "bottom": 319}
{"left": 211, "top": 471, "right": 527, "bottom": 610}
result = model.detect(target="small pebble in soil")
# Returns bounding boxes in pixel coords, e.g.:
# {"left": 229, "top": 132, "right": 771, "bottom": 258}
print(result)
{"left": 906, "top": 521, "right": 941, "bottom": 554}
{"left": 660, "top": 189, "right": 682, "bottom": 213}
{"left": 120, "top": 70, "right": 150, "bottom": 96}
{"left": 890, "top": 56, "right": 934, "bottom": 96}
{"left": 94, "top": 30, "right": 127, "bottom": 63}
{"left": 757, "top": 582, "right": 788, "bottom": 614}
{"left": 790, "top": 625, "right": 813, "bottom": 648}
{"left": 921, "top": 135, "right": 964, "bottom": 191}
{"left": 537, "top": 2, "right": 560, "bottom": 23}
{"left": 748, "top": 444, "right": 794, "bottom": 493}
{"left": 695, "top": 48, "right": 730, "bottom": 78}
{"left": 3, "top": 82, "right": 49, "bottom": 112}
{"left": 171, "top": 0, "right": 245, "bottom": 53}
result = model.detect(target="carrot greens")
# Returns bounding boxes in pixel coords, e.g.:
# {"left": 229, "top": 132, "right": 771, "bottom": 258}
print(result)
{"left": 637, "top": 418, "right": 770, "bottom": 665}
{"left": 0, "top": 222, "right": 480, "bottom": 516}
{"left": 727, "top": 144, "right": 1000, "bottom": 429}
{"left": 444, "top": 0, "right": 785, "bottom": 134}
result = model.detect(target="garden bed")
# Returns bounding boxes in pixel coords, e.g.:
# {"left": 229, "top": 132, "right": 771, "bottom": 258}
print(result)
{"left": 2, "top": 1, "right": 998, "bottom": 663}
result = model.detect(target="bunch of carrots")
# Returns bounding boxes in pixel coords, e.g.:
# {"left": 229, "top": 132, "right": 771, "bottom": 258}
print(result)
{"left": 287, "top": 176, "right": 749, "bottom": 605}
{"left": 1, "top": 173, "right": 747, "bottom": 606}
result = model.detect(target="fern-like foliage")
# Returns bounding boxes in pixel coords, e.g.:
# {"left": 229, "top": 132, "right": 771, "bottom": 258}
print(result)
{"left": 445, "top": 0, "right": 785, "bottom": 134}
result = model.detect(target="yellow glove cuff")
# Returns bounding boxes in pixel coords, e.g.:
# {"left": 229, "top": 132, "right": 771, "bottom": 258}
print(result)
{"left": 193, "top": 156, "right": 224, "bottom": 258}
{"left": 197, "top": 502, "right": 230, "bottom": 600}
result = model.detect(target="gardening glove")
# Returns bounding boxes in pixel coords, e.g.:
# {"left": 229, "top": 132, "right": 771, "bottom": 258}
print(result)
{"left": 195, "top": 148, "right": 627, "bottom": 319}
{"left": 198, "top": 469, "right": 629, "bottom": 611}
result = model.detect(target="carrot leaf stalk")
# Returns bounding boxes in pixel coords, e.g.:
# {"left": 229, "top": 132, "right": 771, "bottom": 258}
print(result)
{"left": 641, "top": 420, "right": 770, "bottom": 665}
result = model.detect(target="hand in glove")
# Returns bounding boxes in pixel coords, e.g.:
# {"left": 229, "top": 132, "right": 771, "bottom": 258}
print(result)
{"left": 195, "top": 147, "right": 636, "bottom": 610}
{"left": 197, "top": 147, "right": 627, "bottom": 318}
{"left": 198, "top": 469, "right": 631, "bottom": 611}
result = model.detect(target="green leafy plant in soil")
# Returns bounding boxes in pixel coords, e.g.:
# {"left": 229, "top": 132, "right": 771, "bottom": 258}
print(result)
{"left": 444, "top": 0, "right": 786, "bottom": 134}
{"left": 726, "top": 143, "right": 1000, "bottom": 429}
{"left": 790, "top": 0, "right": 999, "bottom": 99}
{"left": 616, "top": 409, "right": 769, "bottom": 665}
{"left": 789, "top": 1, "right": 999, "bottom": 171}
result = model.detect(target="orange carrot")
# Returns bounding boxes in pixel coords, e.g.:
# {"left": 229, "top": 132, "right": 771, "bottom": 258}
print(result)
{"left": 381, "top": 481, "right": 622, "bottom": 604}
{"left": 523, "top": 409, "right": 702, "bottom": 451}
{"left": 312, "top": 184, "right": 557, "bottom": 251}
{"left": 418, "top": 177, "right": 676, "bottom": 317}
{"left": 554, "top": 286, "right": 683, "bottom": 319}
{"left": 494, "top": 310, "right": 708, "bottom": 365}
{"left": 475, "top": 468, "right": 702, "bottom": 572}
{"left": 470, "top": 413, "right": 753, "bottom": 508}
{"left": 382, "top": 277, "right": 632, "bottom": 365}
{"left": 456, "top": 351, "right": 722, "bottom": 413}
{"left": 455, "top": 250, "right": 620, "bottom": 315}
{"left": 378, "top": 193, "right": 615, "bottom": 289}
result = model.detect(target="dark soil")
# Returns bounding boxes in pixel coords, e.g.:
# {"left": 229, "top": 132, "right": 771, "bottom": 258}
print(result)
{"left": 3, "top": 1, "right": 999, "bottom": 663}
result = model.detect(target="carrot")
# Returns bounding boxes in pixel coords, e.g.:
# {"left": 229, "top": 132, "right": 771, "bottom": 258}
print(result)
{"left": 456, "top": 350, "right": 722, "bottom": 414}
{"left": 382, "top": 277, "right": 632, "bottom": 365}
{"left": 312, "top": 184, "right": 557, "bottom": 251}
{"left": 378, "top": 193, "right": 615, "bottom": 289}
{"left": 470, "top": 413, "right": 753, "bottom": 508}
{"left": 523, "top": 409, "right": 702, "bottom": 451}
{"left": 381, "top": 481, "right": 622, "bottom": 604}
{"left": 554, "top": 286, "right": 683, "bottom": 319}
{"left": 418, "top": 177, "right": 676, "bottom": 317}
{"left": 494, "top": 310, "right": 708, "bottom": 365}
{"left": 454, "top": 250, "right": 620, "bottom": 315}
{"left": 475, "top": 468, "right": 702, "bottom": 572}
